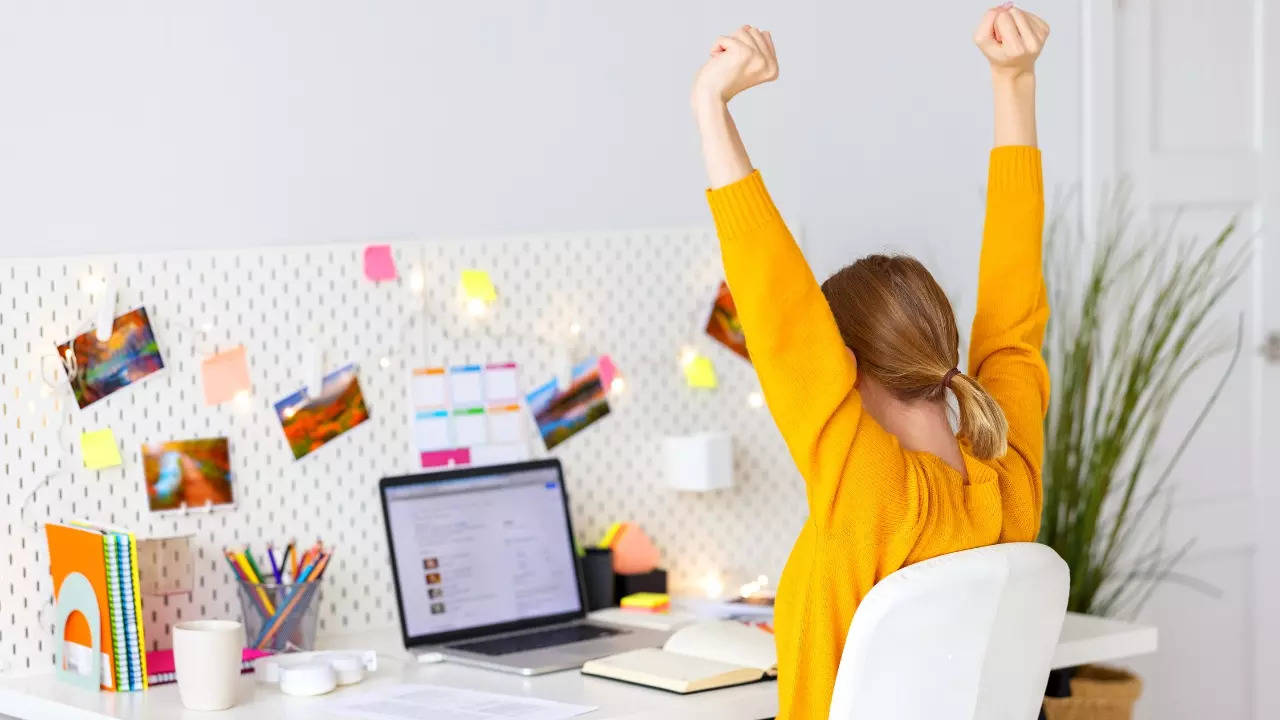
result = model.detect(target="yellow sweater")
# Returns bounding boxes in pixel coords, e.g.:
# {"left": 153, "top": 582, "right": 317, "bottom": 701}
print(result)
{"left": 705, "top": 146, "right": 1049, "bottom": 720}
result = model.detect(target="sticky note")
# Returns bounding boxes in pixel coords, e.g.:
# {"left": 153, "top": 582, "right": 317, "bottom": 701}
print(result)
{"left": 363, "top": 245, "right": 397, "bottom": 282}
{"left": 202, "top": 345, "right": 252, "bottom": 406}
{"left": 460, "top": 269, "right": 497, "bottom": 303}
{"left": 598, "top": 355, "right": 618, "bottom": 389}
{"left": 684, "top": 355, "right": 718, "bottom": 389}
{"left": 81, "top": 429, "right": 122, "bottom": 470}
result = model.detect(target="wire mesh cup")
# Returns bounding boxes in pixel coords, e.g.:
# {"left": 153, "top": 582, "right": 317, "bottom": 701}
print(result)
{"left": 236, "top": 579, "right": 324, "bottom": 652}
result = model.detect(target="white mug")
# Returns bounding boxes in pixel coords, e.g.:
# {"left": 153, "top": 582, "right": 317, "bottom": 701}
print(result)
{"left": 173, "top": 619, "right": 243, "bottom": 710}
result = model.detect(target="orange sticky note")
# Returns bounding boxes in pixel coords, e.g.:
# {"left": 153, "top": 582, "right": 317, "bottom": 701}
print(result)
{"left": 202, "top": 345, "right": 252, "bottom": 406}
{"left": 364, "top": 245, "right": 397, "bottom": 282}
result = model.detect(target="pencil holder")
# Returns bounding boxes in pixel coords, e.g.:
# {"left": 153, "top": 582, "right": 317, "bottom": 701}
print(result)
{"left": 235, "top": 579, "right": 324, "bottom": 652}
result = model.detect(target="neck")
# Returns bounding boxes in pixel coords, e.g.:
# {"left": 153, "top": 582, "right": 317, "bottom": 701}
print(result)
{"left": 874, "top": 399, "right": 967, "bottom": 475}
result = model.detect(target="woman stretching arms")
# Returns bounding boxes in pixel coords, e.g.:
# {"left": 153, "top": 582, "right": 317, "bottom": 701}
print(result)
{"left": 692, "top": 6, "right": 1051, "bottom": 718}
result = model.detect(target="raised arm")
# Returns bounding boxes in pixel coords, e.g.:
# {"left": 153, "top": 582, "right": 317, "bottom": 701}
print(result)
{"left": 970, "top": 5, "right": 1052, "bottom": 540}
{"left": 692, "top": 28, "right": 898, "bottom": 521}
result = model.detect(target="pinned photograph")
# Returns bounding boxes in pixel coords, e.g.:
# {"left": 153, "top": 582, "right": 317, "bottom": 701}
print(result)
{"left": 141, "top": 437, "right": 233, "bottom": 512}
{"left": 704, "top": 281, "right": 750, "bottom": 361}
{"left": 274, "top": 364, "right": 371, "bottom": 460}
{"left": 58, "top": 307, "right": 165, "bottom": 408}
{"left": 527, "top": 357, "right": 611, "bottom": 451}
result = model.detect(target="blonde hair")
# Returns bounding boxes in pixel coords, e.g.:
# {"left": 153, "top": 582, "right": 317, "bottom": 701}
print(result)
{"left": 819, "top": 254, "right": 1009, "bottom": 460}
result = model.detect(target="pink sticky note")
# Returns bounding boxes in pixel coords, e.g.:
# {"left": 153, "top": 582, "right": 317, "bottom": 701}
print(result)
{"left": 202, "top": 345, "right": 252, "bottom": 405}
{"left": 363, "top": 245, "right": 397, "bottom": 282}
{"left": 598, "top": 355, "right": 618, "bottom": 389}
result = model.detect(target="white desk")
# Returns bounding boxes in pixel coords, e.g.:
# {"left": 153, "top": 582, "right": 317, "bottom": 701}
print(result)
{"left": 0, "top": 613, "right": 1156, "bottom": 720}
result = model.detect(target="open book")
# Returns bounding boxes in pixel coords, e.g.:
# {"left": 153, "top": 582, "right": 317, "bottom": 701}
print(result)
{"left": 581, "top": 621, "right": 776, "bottom": 694}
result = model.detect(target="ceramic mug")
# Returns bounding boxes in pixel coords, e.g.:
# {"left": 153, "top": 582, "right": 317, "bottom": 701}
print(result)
{"left": 173, "top": 619, "right": 243, "bottom": 710}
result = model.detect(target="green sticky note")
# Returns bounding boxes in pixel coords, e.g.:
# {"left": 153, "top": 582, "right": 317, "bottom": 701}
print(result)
{"left": 684, "top": 355, "right": 718, "bottom": 389}
{"left": 80, "top": 429, "right": 123, "bottom": 470}
{"left": 460, "top": 269, "right": 497, "bottom": 303}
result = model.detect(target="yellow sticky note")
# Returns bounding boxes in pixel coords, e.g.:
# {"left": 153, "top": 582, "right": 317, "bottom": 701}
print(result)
{"left": 683, "top": 355, "right": 718, "bottom": 389}
{"left": 80, "top": 429, "right": 122, "bottom": 470}
{"left": 460, "top": 269, "right": 497, "bottom": 303}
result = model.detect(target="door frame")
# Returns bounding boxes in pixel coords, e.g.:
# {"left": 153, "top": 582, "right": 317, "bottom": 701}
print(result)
{"left": 1080, "top": 1, "right": 1277, "bottom": 719}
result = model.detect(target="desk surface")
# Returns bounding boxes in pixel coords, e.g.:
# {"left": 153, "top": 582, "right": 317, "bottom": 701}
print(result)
{"left": 0, "top": 612, "right": 1156, "bottom": 720}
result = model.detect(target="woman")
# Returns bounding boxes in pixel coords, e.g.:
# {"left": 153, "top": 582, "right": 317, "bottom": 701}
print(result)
{"left": 692, "top": 5, "right": 1051, "bottom": 718}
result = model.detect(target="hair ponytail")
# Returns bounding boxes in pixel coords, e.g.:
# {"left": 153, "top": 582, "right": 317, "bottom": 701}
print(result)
{"left": 819, "top": 253, "right": 1011, "bottom": 462}
{"left": 947, "top": 371, "right": 1008, "bottom": 460}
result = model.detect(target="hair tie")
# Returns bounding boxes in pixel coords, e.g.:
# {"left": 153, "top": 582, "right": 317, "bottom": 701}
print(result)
{"left": 941, "top": 367, "right": 960, "bottom": 390}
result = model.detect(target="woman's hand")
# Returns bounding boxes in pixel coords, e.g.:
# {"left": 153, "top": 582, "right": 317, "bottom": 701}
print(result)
{"left": 976, "top": 5, "right": 1047, "bottom": 147}
{"left": 691, "top": 26, "right": 777, "bottom": 189}
{"left": 691, "top": 26, "right": 778, "bottom": 108}
{"left": 974, "top": 4, "right": 1050, "bottom": 79}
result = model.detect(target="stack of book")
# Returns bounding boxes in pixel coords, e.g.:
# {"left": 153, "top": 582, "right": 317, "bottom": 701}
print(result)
{"left": 45, "top": 522, "right": 149, "bottom": 691}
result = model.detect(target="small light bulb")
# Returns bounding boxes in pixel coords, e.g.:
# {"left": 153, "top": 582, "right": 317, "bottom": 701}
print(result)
{"left": 569, "top": 322, "right": 582, "bottom": 336}
{"left": 201, "top": 322, "right": 213, "bottom": 333}
{"left": 233, "top": 390, "right": 251, "bottom": 410}
{"left": 701, "top": 573, "right": 725, "bottom": 599}
{"left": 379, "top": 356, "right": 391, "bottom": 368}
{"left": 410, "top": 269, "right": 425, "bottom": 294}
{"left": 610, "top": 377, "right": 626, "bottom": 395}
{"left": 466, "top": 298, "right": 488, "bottom": 317}
{"left": 747, "top": 391, "right": 764, "bottom": 409}
{"left": 679, "top": 347, "right": 698, "bottom": 368}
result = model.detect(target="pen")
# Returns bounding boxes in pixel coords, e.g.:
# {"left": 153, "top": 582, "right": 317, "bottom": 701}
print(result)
{"left": 267, "top": 545, "right": 282, "bottom": 584}
{"left": 283, "top": 540, "right": 297, "bottom": 582}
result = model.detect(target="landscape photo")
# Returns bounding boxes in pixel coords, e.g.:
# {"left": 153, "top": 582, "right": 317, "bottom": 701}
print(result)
{"left": 704, "top": 281, "right": 750, "bottom": 361}
{"left": 526, "top": 357, "right": 611, "bottom": 450}
{"left": 58, "top": 307, "right": 165, "bottom": 408}
{"left": 142, "top": 437, "right": 233, "bottom": 512}
{"left": 273, "top": 364, "right": 371, "bottom": 459}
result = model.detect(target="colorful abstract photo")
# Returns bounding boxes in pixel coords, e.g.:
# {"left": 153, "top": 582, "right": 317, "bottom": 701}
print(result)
{"left": 273, "top": 364, "right": 370, "bottom": 460}
{"left": 705, "top": 281, "right": 750, "bottom": 361}
{"left": 57, "top": 307, "right": 165, "bottom": 408}
{"left": 142, "top": 437, "right": 233, "bottom": 512}
{"left": 527, "top": 357, "right": 611, "bottom": 451}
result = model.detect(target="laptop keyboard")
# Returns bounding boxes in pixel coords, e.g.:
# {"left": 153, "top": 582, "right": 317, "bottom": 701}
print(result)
{"left": 448, "top": 624, "right": 626, "bottom": 656}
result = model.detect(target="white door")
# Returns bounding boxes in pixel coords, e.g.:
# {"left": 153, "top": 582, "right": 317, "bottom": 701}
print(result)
{"left": 1085, "top": 1, "right": 1278, "bottom": 719}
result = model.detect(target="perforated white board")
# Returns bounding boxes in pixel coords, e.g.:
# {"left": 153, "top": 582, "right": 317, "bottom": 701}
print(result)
{"left": 0, "top": 229, "right": 805, "bottom": 675}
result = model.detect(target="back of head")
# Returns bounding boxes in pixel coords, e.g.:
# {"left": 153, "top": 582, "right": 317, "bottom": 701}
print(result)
{"left": 819, "top": 255, "right": 1008, "bottom": 460}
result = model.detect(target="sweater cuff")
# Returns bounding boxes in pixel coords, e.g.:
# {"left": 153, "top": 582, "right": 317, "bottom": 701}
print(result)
{"left": 988, "top": 146, "right": 1043, "bottom": 200}
{"left": 706, "top": 170, "right": 786, "bottom": 238}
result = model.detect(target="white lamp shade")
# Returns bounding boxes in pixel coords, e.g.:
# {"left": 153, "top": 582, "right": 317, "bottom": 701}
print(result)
{"left": 664, "top": 432, "right": 733, "bottom": 491}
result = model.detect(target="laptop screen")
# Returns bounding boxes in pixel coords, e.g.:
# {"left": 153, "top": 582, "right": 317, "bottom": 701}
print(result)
{"left": 381, "top": 461, "right": 584, "bottom": 643}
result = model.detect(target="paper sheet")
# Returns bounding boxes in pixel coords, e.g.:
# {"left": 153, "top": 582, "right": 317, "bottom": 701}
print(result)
{"left": 80, "top": 428, "right": 123, "bottom": 470}
{"left": 327, "top": 683, "right": 595, "bottom": 720}
{"left": 201, "top": 345, "right": 252, "bottom": 405}
{"left": 363, "top": 245, "right": 398, "bottom": 281}
{"left": 683, "top": 354, "right": 718, "bottom": 389}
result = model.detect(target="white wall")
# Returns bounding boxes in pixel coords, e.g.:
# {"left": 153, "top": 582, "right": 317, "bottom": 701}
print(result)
{"left": 0, "top": 0, "right": 1080, "bottom": 318}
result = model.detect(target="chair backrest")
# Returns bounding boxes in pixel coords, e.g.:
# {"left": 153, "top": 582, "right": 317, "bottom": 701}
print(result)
{"left": 827, "top": 542, "right": 1068, "bottom": 720}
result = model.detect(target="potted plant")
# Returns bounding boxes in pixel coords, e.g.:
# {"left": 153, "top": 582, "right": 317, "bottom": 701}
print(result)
{"left": 1036, "top": 188, "right": 1248, "bottom": 719}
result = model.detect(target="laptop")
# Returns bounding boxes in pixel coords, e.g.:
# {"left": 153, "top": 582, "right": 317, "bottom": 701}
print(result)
{"left": 379, "top": 459, "right": 670, "bottom": 675}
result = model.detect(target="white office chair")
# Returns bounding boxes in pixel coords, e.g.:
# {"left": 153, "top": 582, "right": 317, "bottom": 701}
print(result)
{"left": 827, "top": 542, "right": 1069, "bottom": 720}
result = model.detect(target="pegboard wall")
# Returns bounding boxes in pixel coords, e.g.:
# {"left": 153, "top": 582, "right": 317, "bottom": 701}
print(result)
{"left": 0, "top": 228, "right": 806, "bottom": 675}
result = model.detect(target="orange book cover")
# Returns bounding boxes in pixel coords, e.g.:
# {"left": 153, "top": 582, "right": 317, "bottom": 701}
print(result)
{"left": 44, "top": 522, "right": 117, "bottom": 690}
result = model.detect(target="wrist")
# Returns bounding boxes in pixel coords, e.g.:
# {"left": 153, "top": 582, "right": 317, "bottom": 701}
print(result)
{"left": 991, "top": 68, "right": 1036, "bottom": 88}
{"left": 690, "top": 89, "right": 728, "bottom": 119}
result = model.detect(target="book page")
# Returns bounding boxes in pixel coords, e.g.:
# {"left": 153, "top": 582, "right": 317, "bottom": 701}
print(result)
{"left": 662, "top": 621, "right": 777, "bottom": 671}
{"left": 582, "top": 648, "right": 760, "bottom": 693}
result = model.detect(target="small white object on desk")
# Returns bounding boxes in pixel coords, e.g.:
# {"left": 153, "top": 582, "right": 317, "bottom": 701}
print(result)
{"left": 255, "top": 650, "right": 377, "bottom": 695}
{"left": 663, "top": 433, "right": 732, "bottom": 491}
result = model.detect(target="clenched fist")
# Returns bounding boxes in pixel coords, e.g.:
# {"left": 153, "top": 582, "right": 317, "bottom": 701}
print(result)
{"left": 692, "top": 25, "right": 778, "bottom": 106}
{"left": 975, "top": 4, "right": 1049, "bottom": 78}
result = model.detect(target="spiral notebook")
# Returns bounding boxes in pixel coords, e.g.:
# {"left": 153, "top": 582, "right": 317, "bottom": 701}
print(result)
{"left": 145, "top": 648, "right": 272, "bottom": 685}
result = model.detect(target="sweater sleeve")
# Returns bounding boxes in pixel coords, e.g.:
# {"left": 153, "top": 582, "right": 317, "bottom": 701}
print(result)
{"left": 967, "top": 146, "right": 1050, "bottom": 541}
{"left": 707, "top": 172, "right": 911, "bottom": 526}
